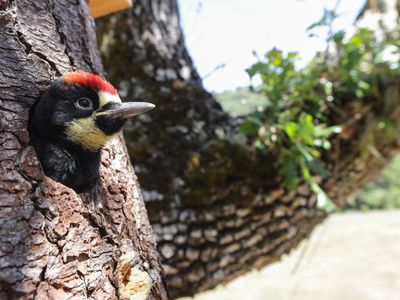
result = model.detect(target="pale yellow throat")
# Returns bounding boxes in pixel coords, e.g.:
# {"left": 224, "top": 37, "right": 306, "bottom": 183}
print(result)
{"left": 65, "top": 117, "right": 115, "bottom": 151}
{"left": 65, "top": 92, "right": 122, "bottom": 151}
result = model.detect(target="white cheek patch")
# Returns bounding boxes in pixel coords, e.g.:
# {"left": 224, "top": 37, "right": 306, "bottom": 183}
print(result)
{"left": 98, "top": 91, "right": 122, "bottom": 108}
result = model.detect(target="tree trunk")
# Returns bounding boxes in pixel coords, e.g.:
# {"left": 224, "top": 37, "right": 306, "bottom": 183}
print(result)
{"left": 356, "top": 0, "right": 400, "bottom": 40}
{"left": 96, "top": 0, "right": 400, "bottom": 298}
{"left": 0, "top": 1, "right": 168, "bottom": 299}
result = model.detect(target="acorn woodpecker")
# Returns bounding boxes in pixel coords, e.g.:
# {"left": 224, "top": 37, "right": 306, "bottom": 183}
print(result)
{"left": 28, "top": 71, "right": 154, "bottom": 193}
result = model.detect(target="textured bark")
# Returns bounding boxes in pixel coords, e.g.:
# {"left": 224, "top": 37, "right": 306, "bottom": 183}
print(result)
{"left": 0, "top": 1, "right": 168, "bottom": 299}
{"left": 96, "top": 1, "right": 400, "bottom": 298}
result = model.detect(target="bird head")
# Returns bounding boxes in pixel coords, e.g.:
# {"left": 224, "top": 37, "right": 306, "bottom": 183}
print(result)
{"left": 30, "top": 71, "right": 154, "bottom": 151}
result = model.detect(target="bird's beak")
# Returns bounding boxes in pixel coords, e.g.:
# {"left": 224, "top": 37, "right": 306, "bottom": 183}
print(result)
{"left": 95, "top": 102, "right": 155, "bottom": 119}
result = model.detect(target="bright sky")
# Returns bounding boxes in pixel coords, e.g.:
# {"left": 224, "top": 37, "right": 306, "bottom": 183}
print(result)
{"left": 178, "top": 0, "right": 366, "bottom": 92}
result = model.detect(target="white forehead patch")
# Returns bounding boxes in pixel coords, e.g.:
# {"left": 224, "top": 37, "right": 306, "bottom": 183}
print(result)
{"left": 98, "top": 91, "right": 122, "bottom": 108}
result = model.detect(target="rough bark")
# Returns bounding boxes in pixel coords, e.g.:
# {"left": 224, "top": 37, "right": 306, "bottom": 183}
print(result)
{"left": 0, "top": 1, "right": 168, "bottom": 299}
{"left": 96, "top": 0, "right": 400, "bottom": 298}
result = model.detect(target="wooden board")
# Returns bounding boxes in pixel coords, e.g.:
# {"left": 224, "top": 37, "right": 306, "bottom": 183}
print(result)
{"left": 89, "top": 0, "right": 132, "bottom": 18}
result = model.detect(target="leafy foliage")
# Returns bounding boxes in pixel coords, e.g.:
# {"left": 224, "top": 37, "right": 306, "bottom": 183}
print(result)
{"left": 239, "top": 20, "right": 400, "bottom": 207}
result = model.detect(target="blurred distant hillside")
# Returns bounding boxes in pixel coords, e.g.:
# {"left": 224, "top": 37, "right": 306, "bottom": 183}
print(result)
{"left": 345, "top": 156, "right": 400, "bottom": 210}
{"left": 213, "top": 87, "right": 267, "bottom": 116}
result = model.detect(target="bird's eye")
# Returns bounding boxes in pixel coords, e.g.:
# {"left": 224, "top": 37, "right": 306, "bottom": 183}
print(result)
{"left": 75, "top": 98, "right": 93, "bottom": 110}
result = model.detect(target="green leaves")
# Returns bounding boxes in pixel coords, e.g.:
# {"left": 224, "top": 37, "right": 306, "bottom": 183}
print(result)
{"left": 247, "top": 48, "right": 299, "bottom": 114}
{"left": 243, "top": 47, "right": 342, "bottom": 194}
{"left": 239, "top": 115, "right": 264, "bottom": 136}
{"left": 312, "top": 182, "right": 337, "bottom": 213}
{"left": 280, "top": 151, "right": 299, "bottom": 190}
{"left": 240, "top": 17, "right": 398, "bottom": 209}
{"left": 280, "top": 113, "right": 337, "bottom": 190}
{"left": 284, "top": 114, "right": 315, "bottom": 145}
{"left": 284, "top": 122, "right": 297, "bottom": 140}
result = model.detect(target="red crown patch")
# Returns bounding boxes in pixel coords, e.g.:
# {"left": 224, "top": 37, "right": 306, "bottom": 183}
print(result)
{"left": 63, "top": 71, "right": 118, "bottom": 95}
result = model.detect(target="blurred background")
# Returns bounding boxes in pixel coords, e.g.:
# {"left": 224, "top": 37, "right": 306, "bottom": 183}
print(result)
{"left": 176, "top": 0, "right": 400, "bottom": 299}
{"left": 95, "top": 0, "right": 400, "bottom": 299}
{"left": 177, "top": 0, "right": 400, "bottom": 211}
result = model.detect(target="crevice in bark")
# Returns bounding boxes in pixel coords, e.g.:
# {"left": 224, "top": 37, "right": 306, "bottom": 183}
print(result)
{"left": 16, "top": 30, "right": 62, "bottom": 76}
{"left": 44, "top": 0, "right": 75, "bottom": 70}
{"left": 80, "top": 208, "right": 118, "bottom": 247}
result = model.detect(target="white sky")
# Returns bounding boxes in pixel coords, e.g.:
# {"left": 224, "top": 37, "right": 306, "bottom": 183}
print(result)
{"left": 178, "top": 0, "right": 366, "bottom": 92}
